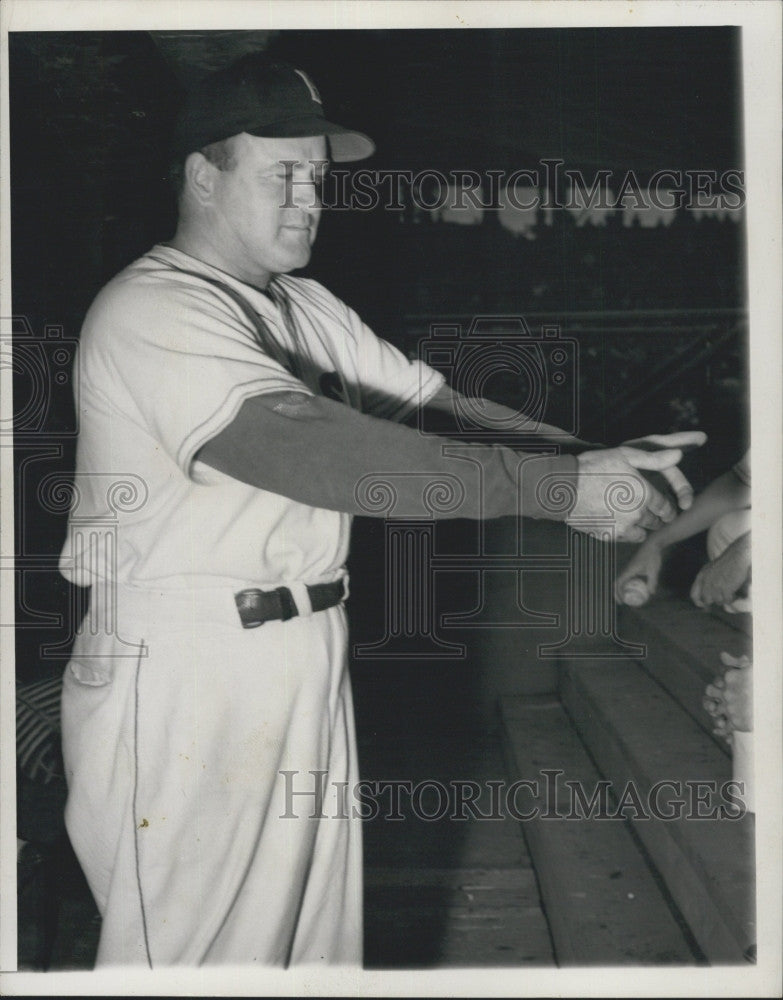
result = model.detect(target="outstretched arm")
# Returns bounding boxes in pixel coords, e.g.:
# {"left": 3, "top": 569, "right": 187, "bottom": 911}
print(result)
{"left": 197, "top": 390, "right": 577, "bottom": 521}
{"left": 196, "top": 389, "right": 683, "bottom": 538}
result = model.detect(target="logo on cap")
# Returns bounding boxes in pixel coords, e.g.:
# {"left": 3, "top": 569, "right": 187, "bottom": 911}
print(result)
{"left": 294, "top": 69, "right": 322, "bottom": 105}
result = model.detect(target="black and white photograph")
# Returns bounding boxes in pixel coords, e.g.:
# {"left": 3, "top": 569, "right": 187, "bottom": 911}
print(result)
{"left": 1, "top": 1, "right": 780, "bottom": 995}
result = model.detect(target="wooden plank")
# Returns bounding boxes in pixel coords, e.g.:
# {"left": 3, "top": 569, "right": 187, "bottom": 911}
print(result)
{"left": 365, "top": 867, "right": 555, "bottom": 967}
{"left": 365, "top": 867, "right": 544, "bottom": 918}
{"left": 366, "top": 902, "right": 555, "bottom": 967}
{"left": 617, "top": 592, "right": 751, "bottom": 742}
{"left": 499, "top": 697, "right": 696, "bottom": 965}
{"left": 560, "top": 658, "right": 755, "bottom": 963}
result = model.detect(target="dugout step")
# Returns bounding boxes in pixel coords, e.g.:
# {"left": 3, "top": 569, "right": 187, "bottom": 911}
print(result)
{"left": 616, "top": 588, "right": 751, "bottom": 744}
{"left": 499, "top": 695, "right": 698, "bottom": 965}
{"left": 559, "top": 657, "right": 755, "bottom": 963}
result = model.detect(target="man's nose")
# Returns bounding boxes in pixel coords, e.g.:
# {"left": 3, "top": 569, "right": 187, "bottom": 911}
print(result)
{"left": 282, "top": 163, "right": 324, "bottom": 210}
{"left": 291, "top": 180, "right": 320, "bottom": 210}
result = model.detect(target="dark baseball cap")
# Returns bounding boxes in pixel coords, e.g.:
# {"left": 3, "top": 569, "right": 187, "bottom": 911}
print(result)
{"left": 172, "top": 52, "right": 375, "bottom": 162}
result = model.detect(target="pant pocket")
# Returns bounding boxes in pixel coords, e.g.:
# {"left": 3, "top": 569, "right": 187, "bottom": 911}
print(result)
{"left": 65, "top": 625, "right": 146, "bottom": 688}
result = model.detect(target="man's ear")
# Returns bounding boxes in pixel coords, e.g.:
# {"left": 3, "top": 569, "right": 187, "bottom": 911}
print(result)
{"left": 184, "top": 151, "right": 217, "bottom": 206}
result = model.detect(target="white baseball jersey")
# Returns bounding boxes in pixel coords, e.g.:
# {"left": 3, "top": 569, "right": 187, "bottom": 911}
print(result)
{"left": 59, "top": 243, "right": 445, "bottom": 592}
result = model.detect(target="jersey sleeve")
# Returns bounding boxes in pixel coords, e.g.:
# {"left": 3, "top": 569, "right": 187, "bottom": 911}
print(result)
{"left": 347, "top": 309, "right": 445, "bottom": 421}
{"left": 82, "top": 271, "right": 314, "bottom": 479}
{"left": 265, "top": 277, "right": 445, "bottom": 422}
{"left": 334, "top": 296, "right": 445, "bottom": 423}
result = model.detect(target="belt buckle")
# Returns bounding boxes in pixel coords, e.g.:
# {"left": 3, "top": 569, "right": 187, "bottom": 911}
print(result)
{"left": 235, "top": 588, "right": 266, "bottom": 629}
{"left": 236, "top": 579, "right": 345, "bottom": 629}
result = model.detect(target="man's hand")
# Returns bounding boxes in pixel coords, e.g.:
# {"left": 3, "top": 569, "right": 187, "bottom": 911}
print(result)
{"left": 569, "top": 444, "right": 686, "bottom": 542}
{"left": 620, "top": 431, "right": 707, "bottom": 510}
{"left": 614, "top": 538, "right": 663, "bottom": 604}
{"left": 690, "top": 532, "right": 751, "bottom": 610}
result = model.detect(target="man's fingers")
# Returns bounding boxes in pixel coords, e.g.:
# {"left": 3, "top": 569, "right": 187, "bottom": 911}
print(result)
{"left": 643, "top": 482, "right": 677, "bottom": 524}
{"left": 661, "top": 430, "right": 707, "bottom": 448}
{"left": 635, "top": 509, "right": 664, "bottom": 532}
{"left": 658, "top": 465, "right": 695, "bottom": 510}
{"left": 620, "top": 445, "right": 684, "bottom": 472}
{"left": 575, "top": 446, "right": 685, "bottom": 536}
{"left": 623, "top": 431, "right": 707, "bottom": 451}
{"left": 619, "top": 434, "right": 704, "bottom": 512}
{"left": 618, "top": 524, "right": 647, "bottom": 544}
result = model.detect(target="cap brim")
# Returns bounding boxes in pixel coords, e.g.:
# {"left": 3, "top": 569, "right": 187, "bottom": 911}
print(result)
{"left": 246, "top": 116, "right": 375, "bottom": 162}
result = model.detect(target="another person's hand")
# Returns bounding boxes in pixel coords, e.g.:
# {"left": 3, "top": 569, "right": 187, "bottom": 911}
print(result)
{"left": 570, "top": 444, "right": 684, "bottom": 543}
{"left": 620, "top": 431, "right": 707, "bottom": 511}
{"left": 702, "top": 652, "right": 753, "bottom": 743}
{"left": 703, "top": 674, "right": 732, "bottom": 743}
{"left": 690, "top": 532, "right": 751, "bottom": 610}
{"left": 614, "top": 538, "right": 663, "bottom": 604}
{"left": 718, "top": 651, "right": 753, "bottom": 732}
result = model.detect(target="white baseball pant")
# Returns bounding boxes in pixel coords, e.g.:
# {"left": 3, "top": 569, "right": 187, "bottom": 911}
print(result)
{"left": 61, "top": 584, "right": 362, "bottom": 966}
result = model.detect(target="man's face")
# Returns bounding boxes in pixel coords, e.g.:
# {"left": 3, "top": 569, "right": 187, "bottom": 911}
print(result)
{"left": 206, "top": 133, "right": 327, "bottom": 287}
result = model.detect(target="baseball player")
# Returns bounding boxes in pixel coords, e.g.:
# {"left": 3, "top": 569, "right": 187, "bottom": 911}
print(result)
{"left": 58, "top": 53, "right": 704, "bottom": 967}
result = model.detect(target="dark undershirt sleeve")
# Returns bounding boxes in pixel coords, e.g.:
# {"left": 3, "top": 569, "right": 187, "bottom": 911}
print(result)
{"left": 196, "top": 391, "right": 578, "bottom": 521}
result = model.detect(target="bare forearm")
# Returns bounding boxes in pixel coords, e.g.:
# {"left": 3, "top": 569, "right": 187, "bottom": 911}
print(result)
{"left": 646, "top": 469, "right": 751, "bottom": 550}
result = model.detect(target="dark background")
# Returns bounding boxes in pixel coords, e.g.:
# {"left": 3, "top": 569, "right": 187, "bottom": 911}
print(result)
{"left": 10, "top": 25, "right": 750, "bottom": 970}
{"left": 10, "top": 26, "right": 748, "bottom": 684}
{"left": 10, "top": 27, "right": 746, "bottom": 329}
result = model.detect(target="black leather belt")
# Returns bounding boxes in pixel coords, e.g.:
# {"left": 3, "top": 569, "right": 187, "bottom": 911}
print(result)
{"left": 234, "top": 579, "right": 347, "bottom": 629}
